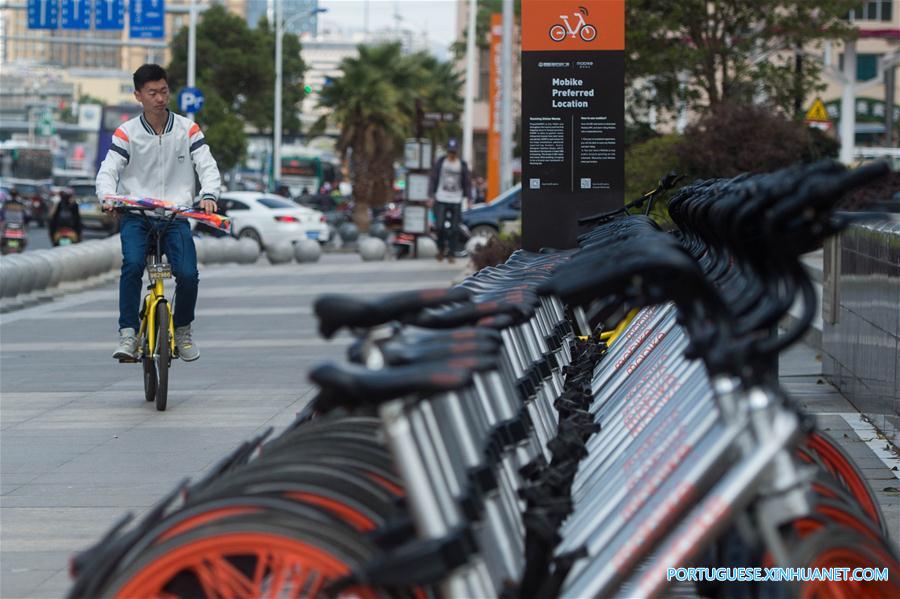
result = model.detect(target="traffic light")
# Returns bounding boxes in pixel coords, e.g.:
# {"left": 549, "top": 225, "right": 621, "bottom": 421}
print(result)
{"left": 303, "top": 84, "right": 313, "bottom": 94}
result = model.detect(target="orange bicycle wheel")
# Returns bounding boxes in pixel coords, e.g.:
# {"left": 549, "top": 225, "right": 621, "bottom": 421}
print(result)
{"left": 789, "top": 528, "right": 900, "bottom": 599}
{"left": 108, "top": 527, "right": 379, "bottom": 599}
{"left": 804, "top": 433, "right": 884, "bottom": 532}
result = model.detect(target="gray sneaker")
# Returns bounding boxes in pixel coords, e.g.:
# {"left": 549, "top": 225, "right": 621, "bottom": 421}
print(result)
{"left": 175, "top": 325, "right": 199, "bottom": 362}
{"left": 113, "top": 328, "right": 138, "bottom": 360}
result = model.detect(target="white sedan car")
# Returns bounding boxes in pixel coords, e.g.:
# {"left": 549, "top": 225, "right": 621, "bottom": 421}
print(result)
{"left": 217, "top": 192, "right": 330, "bottom": 248}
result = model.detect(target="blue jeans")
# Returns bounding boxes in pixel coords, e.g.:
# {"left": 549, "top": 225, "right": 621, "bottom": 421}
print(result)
{"left": 118, "top": 215, "right": 198, "bottom": 331}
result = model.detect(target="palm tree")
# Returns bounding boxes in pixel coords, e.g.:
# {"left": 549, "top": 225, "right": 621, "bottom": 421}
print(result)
{"left": 319, "top": 43, "right": 463, "bottom": 231}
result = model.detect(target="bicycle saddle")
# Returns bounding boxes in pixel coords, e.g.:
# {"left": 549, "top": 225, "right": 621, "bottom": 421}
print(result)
{"left": 379, "top": 339, "right": 502, "bottom": 367}
{"left": 314, "top": 287, "right": 471, "bottom": 338}
{"left": 412, "top": 298, "right": 534, "bottom": 329}
{"left": 309, "top": 361, "right": 479, "bottom": 410}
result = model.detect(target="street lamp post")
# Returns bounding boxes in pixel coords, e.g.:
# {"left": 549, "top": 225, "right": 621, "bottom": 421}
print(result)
{"left": 187, "top": 0, "right": 198, "bottom": 122}
{"left": 274, "top": 5, "right": 328, "bottom": 186}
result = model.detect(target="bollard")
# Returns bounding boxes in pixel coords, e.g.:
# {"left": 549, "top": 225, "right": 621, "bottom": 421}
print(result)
{"left": 359, "top": 237, "right": 387, "bottom": 261}
{"left": 26, "top": 251, "right": 54, "bottom": 293}
{"left": 204, "top": 238, "right": 225, "bottom": 265}
{"left": 221, "top": 237, "right": 242, "bottom": 264}
{"left": 58, "top": 246, "right": 86, "bottom": 288}
{"left": 369, "top": 222, "right": 390, "bottom": 241}
{"left": 0, "top": 257, "right": 23, "bottom": 299}
{"left": 237, "top": 237, "right": 261, "bottom": 264}
{"left": 294, "top": 239, "right": 322, "bottom": 263}
{"left": 43, "top": 249, "right": 65, "bottom": 292}
{"left": 338, "top": 222, "right": 359, "bottom": 243}
{"left": 5, "top": 254, "right": 38, "bottom": 302}
{"left": 0, "top": 259, "right": 24, "bottom": 311}
{"left": 415, "top": 236, "right": 439, "bottom": 259}
{"left": 194, "top": 236, "right": 208, "bottom": 264}
{"left": 266, "top": 240, "right": 294, "bottom": 265}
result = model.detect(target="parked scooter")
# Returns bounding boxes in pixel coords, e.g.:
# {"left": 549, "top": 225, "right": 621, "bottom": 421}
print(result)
{"left": 52, "top": 226, "right": 79, "bottom": 246}
{"left": 0, "top": 198, "right": 28, "bottom": 254}
{"left": 1, "top": 222, "right": 27, "bottom": 254}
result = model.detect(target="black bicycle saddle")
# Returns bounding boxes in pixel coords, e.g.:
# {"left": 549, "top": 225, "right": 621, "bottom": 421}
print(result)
{"left": 314, "top": 287, "right": 471, "bottom": 338}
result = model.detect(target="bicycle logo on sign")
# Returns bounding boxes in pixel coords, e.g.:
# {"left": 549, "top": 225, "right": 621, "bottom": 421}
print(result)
{"left": 549, "top": 6, "right": 597, "bottom": 42}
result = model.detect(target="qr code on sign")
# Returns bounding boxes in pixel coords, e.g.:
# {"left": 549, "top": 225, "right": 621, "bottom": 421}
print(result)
{"left": 580, "top": 178, "right": 591, "bottom": 189}
{"left": 529, "top": 178, "right": 540, "bottom": 189}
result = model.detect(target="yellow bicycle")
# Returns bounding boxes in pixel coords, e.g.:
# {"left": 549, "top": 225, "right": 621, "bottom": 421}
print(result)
{"left": 117, "top": 207, "right": 179, "bottom": 411}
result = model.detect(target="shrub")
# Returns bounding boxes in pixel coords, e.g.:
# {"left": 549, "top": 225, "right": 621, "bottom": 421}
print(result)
{"left": 624, "top": 134, "right": 684, "bottom": 226}
{"left": 677, "top": 101, "right": 838, "bottom": 179}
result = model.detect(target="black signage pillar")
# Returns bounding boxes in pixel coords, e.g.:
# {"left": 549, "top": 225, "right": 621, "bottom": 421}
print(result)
{"left": 521, "top": 0, "right": 625, "bottom": 251}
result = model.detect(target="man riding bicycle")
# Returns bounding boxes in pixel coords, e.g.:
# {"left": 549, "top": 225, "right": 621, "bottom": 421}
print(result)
{"left": 96, "top": 64, "right": 221, "bottom": 362}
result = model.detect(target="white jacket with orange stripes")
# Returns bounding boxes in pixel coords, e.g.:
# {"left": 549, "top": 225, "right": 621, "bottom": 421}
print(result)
{"left": 95, "top": 110, "right": 221, "bottom": 208}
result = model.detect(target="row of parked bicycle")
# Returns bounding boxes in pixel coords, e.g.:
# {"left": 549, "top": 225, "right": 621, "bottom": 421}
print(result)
{"left": 68, "top": 159, "right": 898, "bottom": 598}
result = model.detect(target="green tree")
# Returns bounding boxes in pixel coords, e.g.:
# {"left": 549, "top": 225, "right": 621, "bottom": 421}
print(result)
{"left": 167, "top": 5, "right": 308, "bottom": 171}
{"left": 406, "top": 51, "right": 464, "bottom": 144}
{"left": 626, "top": 0, "right": 858, "bottom": 119}
{"left": 245, "top": 15, "right": 307, "bottom": 136}
{"left": 319, "top": 43, "right": 463, "bottom": 229}
{"left": 77, "top": 94, "right": 104, "bottom": 105}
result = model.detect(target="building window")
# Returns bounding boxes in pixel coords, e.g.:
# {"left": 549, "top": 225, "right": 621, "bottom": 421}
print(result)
{"left": 839, "top": 53, "right": 884, "bottom": 80}
{"left": 848, "top": 1, "right": 893, "bottom": 21}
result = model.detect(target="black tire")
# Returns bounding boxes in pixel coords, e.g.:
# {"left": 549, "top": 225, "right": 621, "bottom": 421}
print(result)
{"left": 470, "top": 224, "right": 499, "bottom": 239}
{"left": 238, "top": 227, "right": 262, "bottom": 248}
{"left": 155, "top": 302, "right": 169, "bottom": 411}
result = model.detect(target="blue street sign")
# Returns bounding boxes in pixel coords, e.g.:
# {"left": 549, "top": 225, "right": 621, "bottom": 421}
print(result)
{"left": 130, "top": 0, "right": 165, "bottom": 39}
{"left": 27, "top": 0, "right": 59, "bottom": 29}
{"left": 94, "top": 0, "right": 124, "bottom": 30}
{"left": 178, "top": 87, "right": 205, "bottom": 114}
{"left": 61, "top": 0, "right": 91, "bottom": 29}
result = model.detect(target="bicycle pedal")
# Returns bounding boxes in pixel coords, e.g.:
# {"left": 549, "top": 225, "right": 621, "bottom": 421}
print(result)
{"left": 117, "top": 357, "right": 139, "bottom": 364}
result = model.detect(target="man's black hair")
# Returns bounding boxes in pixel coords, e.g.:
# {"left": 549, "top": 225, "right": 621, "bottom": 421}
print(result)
{"left": 133, "top": 64, "right": 169, "bottom": 91}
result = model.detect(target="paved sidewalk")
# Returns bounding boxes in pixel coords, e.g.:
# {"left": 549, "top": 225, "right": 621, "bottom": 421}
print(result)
{"left": 0, "top": 254, "right": 464, "bottom": 599}
{"left": 1, "top": 254, "right": 897, "bottom": 597}
{"left": 779, "top": 342, "right": 900, "bottom": 542}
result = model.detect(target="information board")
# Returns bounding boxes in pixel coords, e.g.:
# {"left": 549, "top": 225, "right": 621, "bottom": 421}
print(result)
{"left": 521, "top": 0, "right": 625, "bottom": 250}
{"left": 27, "top": 0, "right": 59, "bottom": 29}
{"left": 95, "top": 0, "right": 125, "bottom": 30}
{"left": 61, "top": 0, "right": 91, "bottom": 29}
{"left": 130, "top": 0, "right": 165, "bottom": 39}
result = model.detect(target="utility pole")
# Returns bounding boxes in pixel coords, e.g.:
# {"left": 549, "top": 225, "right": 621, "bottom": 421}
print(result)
{"left": 462, "top": 0, "right": 477, "bottom": 170}
{"left": 274, "top": 0, "right": 284, "bottom": 184}
{"left": 839, "top": 40, "right": 856, "bottom": 164}
{"left": 187, "top": 0, "right": 197, "bottom": 123}
{"left": 885, "top": 64, "right": 896, "bottom": 147}
{"left": 499, "top": 0, "right": 513, "bottom": 192}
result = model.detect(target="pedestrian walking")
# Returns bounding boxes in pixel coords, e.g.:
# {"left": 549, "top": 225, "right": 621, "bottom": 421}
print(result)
{"left": 428, "top": 138, "right": 471, "bottom": 263}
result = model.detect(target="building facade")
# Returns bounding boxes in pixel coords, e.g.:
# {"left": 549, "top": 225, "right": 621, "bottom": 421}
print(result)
{"left": 819, "top": 1, "right": 900, "bottom": 146}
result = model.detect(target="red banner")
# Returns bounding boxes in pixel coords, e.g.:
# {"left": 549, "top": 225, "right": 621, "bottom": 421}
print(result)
{"left": 487, "top": 13, "right": 503, "bottom": 203}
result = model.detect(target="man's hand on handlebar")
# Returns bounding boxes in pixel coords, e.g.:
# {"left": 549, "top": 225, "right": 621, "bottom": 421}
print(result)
{"left": 198, "top": 198, "right": 217, "bottom": 214}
